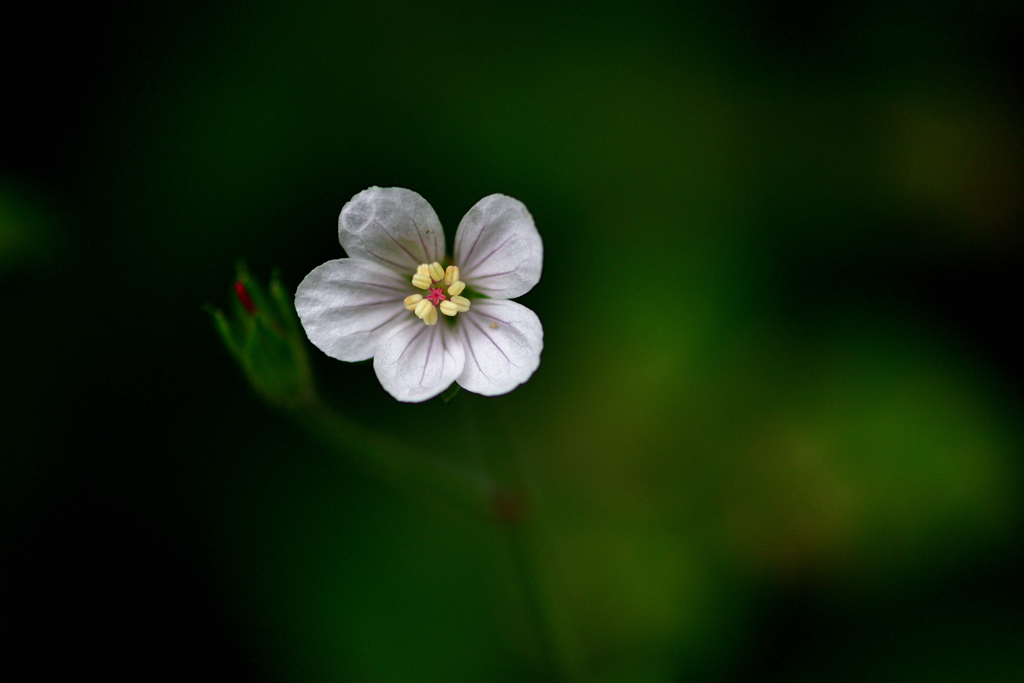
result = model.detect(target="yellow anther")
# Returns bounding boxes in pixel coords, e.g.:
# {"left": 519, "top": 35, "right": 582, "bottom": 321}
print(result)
{"left": 416, "top": 264, "right": 430, "bottom": 276}
{"left": 404, "top": 294, "right": 423, "bottom": 311}
{"left": 450, "top": 295, "right": 470, "bottom": 313}
{"left": 428, "top": 261, "right": 445, "bottom": 281}
{"left": 414, "top": 299, "right": 432, "bottom": 319}
{"left": 444, "top": 265, "right": 459, "bottom": 285}
{"left": 414, "top": 300, "right": 438, "bottom": 325}
{"left": 411, "top": 273, "right": 431, "bottom": 289}
{"left": 447, "top": 280, "right": 466, "bottom": 297}
{"left": 439, "top": 300, "right": 458, "bottom": 317}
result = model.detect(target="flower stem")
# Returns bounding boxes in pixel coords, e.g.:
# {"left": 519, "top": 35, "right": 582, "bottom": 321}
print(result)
{"left": 289, "top": 392, "right": 494, "bottom": 520}
{"left": 501, "top": 513, "right": 568, "bottom": 682}
{"left": 460, "top": 397, "right": 571, "bottom": 681}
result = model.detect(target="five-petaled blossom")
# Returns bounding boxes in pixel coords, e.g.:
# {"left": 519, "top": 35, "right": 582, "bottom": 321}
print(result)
{"left": 295, "top": 187, "right": 544, "bottom": 402}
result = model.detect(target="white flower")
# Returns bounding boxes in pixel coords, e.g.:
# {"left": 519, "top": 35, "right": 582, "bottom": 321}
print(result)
{"left": 295, "top": 187, "right": 544, "bottom": 402}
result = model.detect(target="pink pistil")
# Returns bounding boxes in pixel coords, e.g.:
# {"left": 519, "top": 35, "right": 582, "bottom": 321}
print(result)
{"left": 425, "top": 286, "right": 447, "bottom": 306}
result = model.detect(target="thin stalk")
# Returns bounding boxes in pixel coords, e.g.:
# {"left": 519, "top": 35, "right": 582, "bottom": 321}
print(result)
{"left": 502, "top": 515, "right": 566, "bottom": 682}
{"left": 289, "top": 393, "right": 493, "bottom": 521}
{"left": 460, "top": 396, "right": 570, "bottom": 681}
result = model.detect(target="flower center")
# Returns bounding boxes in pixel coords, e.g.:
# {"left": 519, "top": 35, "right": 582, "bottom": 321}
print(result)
{"left": 425, "top": 287, "right": 447, "bottom": 306}
{"left": 403, "top": 261, "right": 471, "bottom": 326}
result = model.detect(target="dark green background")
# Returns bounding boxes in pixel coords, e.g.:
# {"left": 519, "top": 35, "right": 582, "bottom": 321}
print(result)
{"left": 3, "top": 1, "right": 1023, "bottom": 680}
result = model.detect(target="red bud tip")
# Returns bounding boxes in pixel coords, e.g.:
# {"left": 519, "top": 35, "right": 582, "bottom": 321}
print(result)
{"left": 492, "top": 491, "right": 527, "bottom": 524}
{"left": 233, "top": 280, "right": 257, "bottom": 314}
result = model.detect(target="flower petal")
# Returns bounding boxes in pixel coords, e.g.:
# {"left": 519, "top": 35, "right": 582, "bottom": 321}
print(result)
{"left": 339, "top": 187, "right": 445, "bottom": 275}
{"left": 295, "top": 258, "right": 410, "bottom": 362}
{"left": 374, "top": 319, "right": 467, "bottom": 402}
{"left": 454, "top": 194, "right": 542, "bottom": 299}
{"left": 455, "top": 299, "right": 543, "bottom": 396}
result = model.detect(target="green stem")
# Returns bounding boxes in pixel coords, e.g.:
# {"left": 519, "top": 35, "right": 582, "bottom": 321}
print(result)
{"left": 462, "top": 397, "right": 569, "bottom": 681}
{"left": 291, "top": 389, "right": 568, "bottom": 678}
{"left": 503, "top": 515, "right": 567, "bottom": 682}
{"left": 289, "top": 393, "right": 493, "bottom": 521}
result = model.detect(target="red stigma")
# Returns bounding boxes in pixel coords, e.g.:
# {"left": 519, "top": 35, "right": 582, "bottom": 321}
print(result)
{"left": 233, "top": 280, "right": 257, "bottom": 314}
{"left": 426, "top": 286, "right": 447, "bottom": 306}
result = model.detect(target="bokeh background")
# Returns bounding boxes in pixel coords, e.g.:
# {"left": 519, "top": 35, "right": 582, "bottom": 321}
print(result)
{"left": 4, "top": 1, "right": 1023, "bottom": 680}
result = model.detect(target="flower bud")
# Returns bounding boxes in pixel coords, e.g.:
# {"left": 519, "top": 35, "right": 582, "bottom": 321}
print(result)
{"left": 233, "top": 280, "right": 257, "bottom": 314}
{"left": 208, "top": 263, "right": 314, "bottom": 408}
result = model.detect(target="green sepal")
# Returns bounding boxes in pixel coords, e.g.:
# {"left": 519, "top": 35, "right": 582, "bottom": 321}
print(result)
{"left": 204, "top": 304, "right": 241, "bottom": 360}
{"left": 459, "top": 283, "right": 490, "bottom": 300}
{"left": 235, "top": 261, "right": 273, "bottom": 316}
{"left": 441, "top": 383, "right": 461, "bottom": 403}
{"left": 269, "top": 267, "right": 302, "bottom": 337}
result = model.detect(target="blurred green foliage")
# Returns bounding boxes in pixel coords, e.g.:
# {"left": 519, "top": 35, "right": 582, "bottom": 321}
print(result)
{"left": 3, "top": 1, "right": 1023, "bottom": 681}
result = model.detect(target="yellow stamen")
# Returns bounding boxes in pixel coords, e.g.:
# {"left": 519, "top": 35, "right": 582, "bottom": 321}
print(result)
{"left": 444, "top": 266, "right": 459, "bottom": 285}
{"left": 439, "top": 300, "right": 458, "bottom": 317}
{"left": 450, "top": 295, "right": 470, "bottom": 313}
{"left": 411, "top": 273, "right": 431, "bottom": 289}
{"left": 414, "top": 300, "right": 438, "bottom": 325}
{"left": 428, "top": 262, "right": 445, "bottom": 281}
{"left": 416, "top": 264, "right": 430, "bottom": 276}
{"left": 447, "top": 280, "right": 466, "bottom": 297}
{"left": 404, "top": 294, "right": 423, "bottom": 310}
